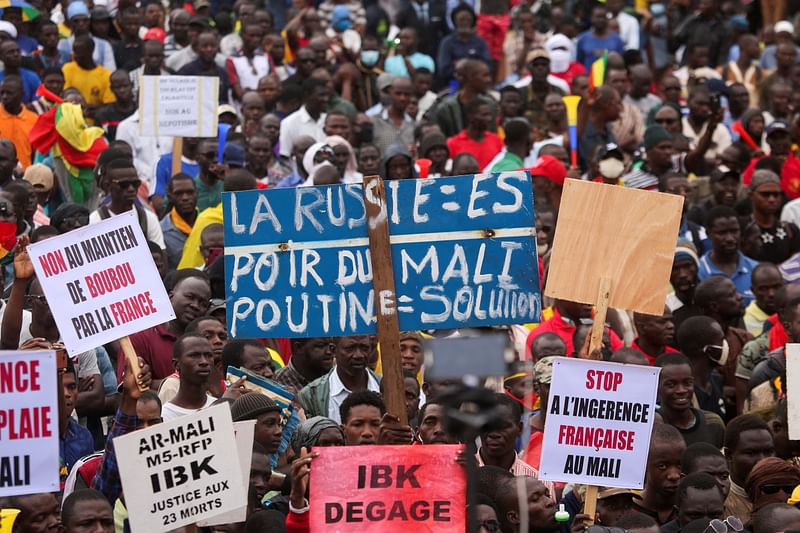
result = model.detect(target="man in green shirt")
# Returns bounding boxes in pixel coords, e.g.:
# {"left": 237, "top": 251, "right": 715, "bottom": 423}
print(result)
{"left": 491, "top": 118, "right": 533, "bottom": 172}
{"left": 195, "top": 139, "right": 224, "bottom": 211}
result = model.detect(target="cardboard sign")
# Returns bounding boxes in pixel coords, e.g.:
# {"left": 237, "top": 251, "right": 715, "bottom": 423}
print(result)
{"left": 310, "top": 444, "right": 465, "bottom": 532}
{"left": 546, "top": 180, "right": 683, "bottom": 315}
{"left": 0, "top": 351, "right": 59, "bottom": 497}
{"left": 27, "top": 210, "right": 175, "bottom": 356}
{"left": 539, "top": 358, "right": 660, "bottom": 488}
{"left": 198, "top": 420, "right": 255, "bottom": 527}
{"left": 138, "top": 76, "right": 219, "bottom": 138}
{"left": 224, "top": 172, "right": 540, "bottom": 338}
{"left": 114, "top": 403, "right": 244, "bottom": 532}
{"left": 787, "top": 344, "right": 800, "bottom": 440}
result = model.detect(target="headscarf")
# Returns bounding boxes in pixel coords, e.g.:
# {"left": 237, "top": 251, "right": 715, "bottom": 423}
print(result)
{"left": 302, "top": 142, "right": 329, "bottom": 175}
{"left": 545, "top": 33, "right": 573, "bottom": 74}
{"left": 50, "top": 203, "right": 90, "bottom": 233}
{"left": 325, "top": 135, "right": 363, "bottom": 184}
{"left": 745, "top": 457, "right": 800, "bottom": 512}
{"left": 291, "top": 416, "right": 344, "bottom": 454}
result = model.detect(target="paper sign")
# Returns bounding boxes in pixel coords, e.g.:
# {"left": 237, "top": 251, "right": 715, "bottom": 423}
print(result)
{"left": 0, "top": 351, "right": 59, "bottom": 497}
{"left": 224, "top": 172, "right": 540, "bottom": 338}
{"left": 114, "top": 403, "right": 244, "bottom": 532}
{"left": 27, "top": 210, "right": 175, "bottom": 356}
{"left": 310, "top": 444, "right": 465, "bottom": 532}
{"left": 198, "top": 420, "right": 255, "bottom": 527}
{"left": 787, "top": 344, "right": 800, "bottom": 440}
{"left": 138, "top": 76, "right": 219, "bottom": 138}
{"left": 546, "top": 180, "right": 683, "bottom": 315}
{"left": 539, "top": 358, "right": 660, "bottom": 488}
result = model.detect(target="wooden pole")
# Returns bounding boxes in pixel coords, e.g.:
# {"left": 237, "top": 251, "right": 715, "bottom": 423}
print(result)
{"left": 361, "top": 175, "right": 408, "bottom": 425}
{"left": 582, "top": 277, "right": 612, "bottom": 524}
{"left": 171, "top": 137, "right": 183, "bottom": 177}
{"left": 56, "top": 347, "right": 67, "bottom": 434}
{"left": 119, "top": 336, "right": 147, "bottom": 392}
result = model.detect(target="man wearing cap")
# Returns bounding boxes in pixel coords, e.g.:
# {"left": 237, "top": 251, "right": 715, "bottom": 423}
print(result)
{"left": 0, "top": 75, "right": 37, "bottom": 168}
{"left": 749, "top": 169, "right": 800, "bottom": 264}
{"left": 231, "top": 394, "right": 284, "bottom": 455}
{"left": 621, "top": 125, "right": 674, "bottom": 191}
{"left": 513, "top": 49, "right": 567, "bottom": 134}
{"left": 529, "top": 154, "right": 565, "bottom": 210}
{"left": 58, "top": 1, "right": 116, "bottom": 72}
{"left": 759, "top": 21, "right": 800, "bottom": 71}
{"left": 23, "top": 164, "right": 57, "bottom": 225}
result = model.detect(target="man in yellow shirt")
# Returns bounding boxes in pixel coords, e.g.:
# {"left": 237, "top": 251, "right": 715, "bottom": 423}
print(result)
{"left": 62, "top": 34, "right": 115, "bottom": 113}
{"left": 0, "top": 75, "right": 37, "bottom": 168}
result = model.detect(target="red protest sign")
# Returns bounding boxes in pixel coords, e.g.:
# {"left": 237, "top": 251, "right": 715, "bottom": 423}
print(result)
{"left": 309, "top": 444, "right": 466, "bottom": 532}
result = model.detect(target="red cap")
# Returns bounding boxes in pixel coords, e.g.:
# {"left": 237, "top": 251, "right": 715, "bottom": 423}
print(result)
{"left": 529, "top": 155, "right": 566, "bottom": 186}
{"left": 144, "top": 27, "right": 166, "bottom": 43}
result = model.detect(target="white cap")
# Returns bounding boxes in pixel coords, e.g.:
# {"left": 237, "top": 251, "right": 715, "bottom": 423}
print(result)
{"left": 0, "top": 21, "right": 18, "bottom": 39}
{"left": 775, "top": 20, "right": 794, "bottom": 35}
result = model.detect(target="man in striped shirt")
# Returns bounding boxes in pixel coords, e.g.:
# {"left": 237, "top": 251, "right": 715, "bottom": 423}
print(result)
{"left": 622, "top": 125, "right": 675, "bottom": 191}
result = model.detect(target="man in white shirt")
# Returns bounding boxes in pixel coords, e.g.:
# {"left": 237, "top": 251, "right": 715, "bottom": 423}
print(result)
{"left": 278, "top": 77, "right": 330, "bottom": 158}
{"left": 607, "top": 0, "right": 640, "bottom": 51}
{"left": 88, "top": 153, "right": 166, "bottom": 249}
{"left": 162, "top": 334, "right": 217, "bottom": 421}
{"left": 115, "top": 112, "right": 173, "bottom": 194}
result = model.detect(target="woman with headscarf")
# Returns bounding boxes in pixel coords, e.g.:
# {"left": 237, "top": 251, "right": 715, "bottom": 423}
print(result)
{"left": 290, "top": 416, "right": 345, "bottom": 455}
{"left": 300, "top": 142, "right": 339, "bottom": 186}
{"left": 745, "top": 456, "right": 800, "bottom": 523}
{"left": 325, "top": 135, "right": 363, "bottom": 184}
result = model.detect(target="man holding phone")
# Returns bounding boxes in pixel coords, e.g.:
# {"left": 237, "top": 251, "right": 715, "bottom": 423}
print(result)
{"left": 682, "top": 85, "right": 732, "bottom": 165}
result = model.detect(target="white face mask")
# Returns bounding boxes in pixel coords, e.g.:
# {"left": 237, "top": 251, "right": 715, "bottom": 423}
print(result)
{"left": 549, "top": 49, "right": 571, "bottom": 74}
{"left": 537, "top": 242, "right": 549, "bottom": 256}
{"left": 705, "top": 339, "right": 729, "bottom": 367}
{"left": 598, "top": 158, "right": 625, "bottom": 179}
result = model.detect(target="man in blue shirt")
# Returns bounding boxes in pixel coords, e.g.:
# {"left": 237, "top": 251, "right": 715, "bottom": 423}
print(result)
{"left": 0, "top": 40, "right": 39, "bottom": 103}
{"left": 576, "top": 5, "right": 625, "bottom": 71}
{"left": 436, "top": 3, "right": 490, "bottom": 87}
{"left": 698, "top": 205, "right": 759, "bottom": 305}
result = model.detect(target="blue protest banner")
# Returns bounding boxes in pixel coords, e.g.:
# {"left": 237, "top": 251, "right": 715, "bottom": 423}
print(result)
{"left": 223, "top": 172, "right": 540, "bottom": 338}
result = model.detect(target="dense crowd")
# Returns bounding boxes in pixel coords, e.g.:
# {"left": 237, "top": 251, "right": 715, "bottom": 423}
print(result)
{"left": 1, "top": 0, "right": 800, "bottom": 531}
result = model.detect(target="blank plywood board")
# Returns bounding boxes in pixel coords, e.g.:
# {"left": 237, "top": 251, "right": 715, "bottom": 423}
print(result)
{"left": 787, "top": 344, "right": 800, "bottom": 440}
{"left": 545, "top": 180, "right": 683, "bottom": 315}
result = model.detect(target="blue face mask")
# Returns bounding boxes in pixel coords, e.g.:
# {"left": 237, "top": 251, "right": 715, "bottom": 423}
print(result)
{"left": 360, "top": 50, "right": 379, "bottom": 66}
{"left": 650, "top": 3, "right": 665, "bottom": 15}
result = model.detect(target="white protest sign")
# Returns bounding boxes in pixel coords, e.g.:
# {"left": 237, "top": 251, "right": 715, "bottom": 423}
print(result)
{"left": 115, "top": 403, "right": 244, "bottom": 532}
{"left": 197, "top": 420, "right": 256, "bottom": 527}
{"left": 138, "top": 75, "right": 219, "bottom": 138}
{"left": 539, "top": 358, "right": 660, "bottom": 488}
{"left": 0, "top": 351, "right": 59, "bottom": 497}
{"left": 787, "top": 344, "right": 800, "bottom": 440}
{"left": 27, "top": 210, "right": 175, "bottom": 356}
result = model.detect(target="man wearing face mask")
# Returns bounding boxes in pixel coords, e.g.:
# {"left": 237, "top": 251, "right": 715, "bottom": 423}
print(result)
{"left": 593, "top": 142, "right": 626, "bottom": 184}
{"left": 544, "top": 33, "right": 585, "bottom": 88}
{"left": 694, "top": 276, "right": 751, "bottom": 417}
{"left": 676, "top": 315, "right": 730, "bottom": 420}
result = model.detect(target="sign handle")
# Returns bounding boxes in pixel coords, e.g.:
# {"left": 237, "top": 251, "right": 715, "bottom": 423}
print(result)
{"left": 361, "top": 175, "right": 408, "bottom": 425}
{"left": 119, "top": 336, "right": 147, "bottom": 392}
{"left": 586, "top": 277, "right": 612, "bottom": 358}
{"left": 171, "top": 137, "right": 183, "bottom": 176}
{"left": 583, "top": 485, "right": 598, "bottom": 524}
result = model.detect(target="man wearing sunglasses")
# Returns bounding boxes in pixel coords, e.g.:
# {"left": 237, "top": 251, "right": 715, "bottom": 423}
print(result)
{"left": 89, "top": 155, "right": 165, "bottom": 250}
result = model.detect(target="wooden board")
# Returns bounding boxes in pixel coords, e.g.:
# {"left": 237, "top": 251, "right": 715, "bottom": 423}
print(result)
{"left": 545, "top": 180, "right": 683, "bottom": 315}
{"left": 787, "top": 344, "right": 800, "bottom": 440}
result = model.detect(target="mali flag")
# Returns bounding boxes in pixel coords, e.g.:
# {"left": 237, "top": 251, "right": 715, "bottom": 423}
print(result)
{"left": 589, "top": 52, "right": 607, "bottom": 90}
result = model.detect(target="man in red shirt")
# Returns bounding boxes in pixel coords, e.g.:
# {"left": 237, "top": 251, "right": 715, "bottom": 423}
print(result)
{"left": 631, "top": 305, "right": 678, "bottom": 364}
{"left": 446, "top": 97, "right": 503, "bottom": 170}
{"left": 526, "top": 299, "right": 624, "bottom": 358}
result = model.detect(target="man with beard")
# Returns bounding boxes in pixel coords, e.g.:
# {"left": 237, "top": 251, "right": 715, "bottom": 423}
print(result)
{"left": 298, "top": 335, "right": 381, "bottom": 422}
{"left": 274, "top": 337, "right": 335, "bottom": 392}
{"left": 694, "top": 276, "right": 751, "bottom": 415}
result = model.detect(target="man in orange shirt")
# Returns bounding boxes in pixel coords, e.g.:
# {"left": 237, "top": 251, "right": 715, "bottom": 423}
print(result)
{"left": 0, "top": 75, "right": 38, "bottom": 168}
{"left": 446, "top": 97, "right": 504, "bottom": 170}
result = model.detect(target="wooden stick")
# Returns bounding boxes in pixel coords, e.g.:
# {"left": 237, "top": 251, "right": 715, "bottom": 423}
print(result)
{"left": 171, "top": 137, "right": 183, "bottom": 177}
{"left": 583, "top": 484, "right": 599, "bottom": 525}
{"left": 119, "top": 336, "right": 147, "bottom": 392}
{"left": 586, "top": 277, "right": 612, "bottom": 358}
{"left": 361, "top": 175, "right": 407, "bottom": 425}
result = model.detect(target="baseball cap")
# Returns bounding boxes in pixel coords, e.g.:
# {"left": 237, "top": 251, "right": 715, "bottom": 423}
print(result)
{"left": 597, "top": 488, "right": 635, "bottom": 500}
{"left": 0, "top": 21, "right": 17, "bottom": 39}
{"left": 766, "top": 120, "right": 790, "bottom": 136}
{"left": 144, "top": 27, "right": 166, "bottom": 43}
{"left": 223, "top": 143, "right": 246, "bottom": 167}
{"left": 775, "top": 20, "right": 794, "bottom": 35}
{"left": 90, "top": 5, "right": 110, "bottom": 19}
{"left": 599, "top": 142, "right": 624, "bottom": 161}
{"left": 195, "top": 0, "right": 210, "bottom": 9}
{"left": 526, "top": 48, "right": 550, "bottom": 63}
{"left": 218, "top": 104, "right": 237, "bottom": 118}
{"left": 23, "top": 164, "right": 54, "bottom": 192}
{"left": 788, "top": 485, "right": 800, "bottom": 505}
{"left": 188, "top": 15, "right": 210, "bottom": 28}
{"left": 530, "top": 155, "right": 566, "bottom": 186}
{"left": 67, "top": 1, "right": 90, "bottom": 19}
{"left": 709, "top": 165, "right": 739, "bottom": 183}
{"left": 377, "top": 72, "right": 394, "bottom": 93}
{"left": 533, "top": 356, "right": 555, "bottom": 384}
{"left": 208, "top": 298, "right": 225, "bottom": 314}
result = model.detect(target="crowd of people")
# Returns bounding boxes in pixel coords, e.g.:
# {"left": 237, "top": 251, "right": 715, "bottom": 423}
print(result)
{"left": 1, "top": 0, "right": 800, "bottom": 530}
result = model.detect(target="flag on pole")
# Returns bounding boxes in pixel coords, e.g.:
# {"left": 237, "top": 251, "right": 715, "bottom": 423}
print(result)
{"left": 589, "top": 52, "right": 607, "bottom": 90}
